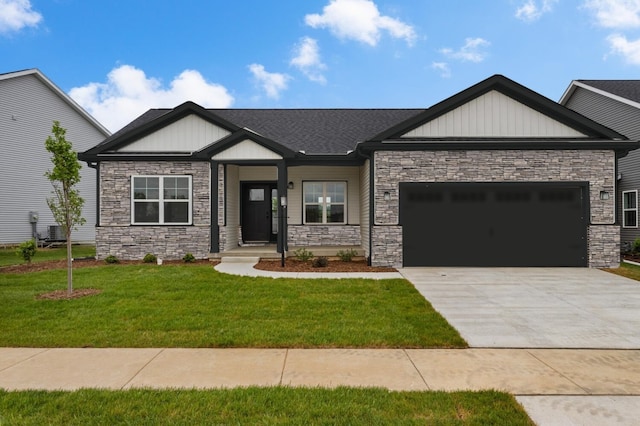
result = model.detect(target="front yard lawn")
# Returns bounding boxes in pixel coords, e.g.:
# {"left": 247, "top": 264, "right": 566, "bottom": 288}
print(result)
{"left": 0, "top": 388, "right": 533, "bottom": 425}
{"left": 0, "top": 264, "right": 466, "bottom": 348}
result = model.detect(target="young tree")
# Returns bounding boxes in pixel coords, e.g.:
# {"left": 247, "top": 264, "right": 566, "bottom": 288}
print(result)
{"left": 45, "top": 121, "right": 86, "bottom": 295}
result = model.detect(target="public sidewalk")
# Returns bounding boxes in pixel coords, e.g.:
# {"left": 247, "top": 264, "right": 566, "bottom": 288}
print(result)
{"left": 1, "top": 347, "right": 640, "bottom": 394}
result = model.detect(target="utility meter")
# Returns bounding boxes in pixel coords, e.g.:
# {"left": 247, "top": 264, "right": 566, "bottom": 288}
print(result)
{"left": 29, "top": 211, "right": 39, "bottom": 223}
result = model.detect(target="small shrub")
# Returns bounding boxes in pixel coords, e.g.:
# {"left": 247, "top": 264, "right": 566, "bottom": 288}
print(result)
{"left": 336, "top": 248, "right": 358, "bottom": 262}
{"left": 312, "top": 256, "right": 329, "bottom": 268}
{"left": 183, "top": 253, "right": 196, "bottom": 263}
{"left": 16, "top": 239, "right": 37, "bottom": 264}
{"left": 143, "top": 253, "right": 157, "bottom": 263}
{"left": 633, "top": 238, "right": 640, "bottom": 254}
{"left": 294, "top": 248, "right": 314, "bottom": 262}
{"left": 104, "top": 255, "right": 119, "bottom": 264}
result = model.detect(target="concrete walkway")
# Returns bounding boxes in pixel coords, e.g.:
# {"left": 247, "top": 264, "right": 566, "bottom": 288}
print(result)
{"left": 214, "top": 257, "right": 404, "bottom": 279}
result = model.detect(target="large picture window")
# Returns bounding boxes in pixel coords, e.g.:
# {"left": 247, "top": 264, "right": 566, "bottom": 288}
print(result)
{"left": 623, "top": 190, "right": 638, "bottom": 228}
{"left": 132, "top": 176, "right": 192, "bottom": 225}
{"left": 303, "top": 181, "right": 346, "bottom": 224}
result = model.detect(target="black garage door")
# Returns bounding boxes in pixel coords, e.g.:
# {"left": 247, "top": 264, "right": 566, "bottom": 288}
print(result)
{"left": 400, "top": 182, "right": 588, "bottom": 267}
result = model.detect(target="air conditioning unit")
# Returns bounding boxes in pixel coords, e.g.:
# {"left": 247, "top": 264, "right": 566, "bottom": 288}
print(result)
{"left": 48, "top": 225, "right": 66, "bottom": 241}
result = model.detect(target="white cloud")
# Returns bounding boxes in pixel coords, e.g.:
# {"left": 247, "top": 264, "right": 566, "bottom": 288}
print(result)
{"left": 515, "top": 0, "right": 558, "bottom": 22}
{"left": 607, "top": 33, "right": 640, "bottom": 63}
{"left": 305, "top": 0, "right": 416, "bottom": 46}
{"left": 440, "top": 38, "right": 490, "bottom": 63}
{"left": 248, "top": 64, "right": 291, "bottom": 99}
{"left": 290, "top": 37, "right": 327, "bottom": 84}
{"left": 431, "top": 62, "right": 451, "bottom": 78}
{"left": 69, "top": 65, "right": 234, "bottom": 132}
{"left": 0, "top": 0, "right": 42, "bottom": 34}
{"left": 583, "top": 0, "right": 640, "bottom": 28}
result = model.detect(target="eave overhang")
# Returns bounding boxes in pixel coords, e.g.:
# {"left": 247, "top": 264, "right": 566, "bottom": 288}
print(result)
{"left": 357, "top": 138, "right": 640, "bottom": 158}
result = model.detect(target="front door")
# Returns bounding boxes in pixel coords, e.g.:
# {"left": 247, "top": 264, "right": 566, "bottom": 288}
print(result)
{"left": 241, "top": 182, "right": 277, "bottom": 243}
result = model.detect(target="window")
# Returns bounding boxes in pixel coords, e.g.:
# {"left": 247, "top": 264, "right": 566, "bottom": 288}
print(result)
{"left": 303, "top": 181, "right": 346, "bottom": 224}
{"left": 623, "top": 190, "right": 638, "bottom": 228}
{"left": 132, "top": 176, "right": 192, "bottom": 225}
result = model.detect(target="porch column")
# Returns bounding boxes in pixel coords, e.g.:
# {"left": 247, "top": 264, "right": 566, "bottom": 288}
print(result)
{"left": 210, "top": 160, "right": 220, "bottom": 253}
{"left": 277, "top": 160, "right": 288, "bottom": 254}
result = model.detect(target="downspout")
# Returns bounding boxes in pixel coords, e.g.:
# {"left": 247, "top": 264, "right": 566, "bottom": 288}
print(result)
{"left": 85, "top": 161, "right": 100, "bottom": 229}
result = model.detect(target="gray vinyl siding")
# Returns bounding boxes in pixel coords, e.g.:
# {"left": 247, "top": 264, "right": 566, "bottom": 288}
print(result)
{"left": 0, "top": 74, "right": 107, "bottom": 244}
{"left": 565, "top": 87, "right": 640, "bottom": 247}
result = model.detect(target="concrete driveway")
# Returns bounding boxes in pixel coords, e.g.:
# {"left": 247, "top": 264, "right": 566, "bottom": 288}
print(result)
{"left": 400, "top": 267, "right": 640, "bottom": 349}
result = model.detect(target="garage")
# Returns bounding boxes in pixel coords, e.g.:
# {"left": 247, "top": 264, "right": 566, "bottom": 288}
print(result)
{"left": 400, "top": 182, "right": 588, "bottom": 267}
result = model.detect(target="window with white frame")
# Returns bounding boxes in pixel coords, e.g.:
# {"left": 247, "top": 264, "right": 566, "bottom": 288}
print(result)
{"left": 132, "top": 176, "right": 192, "bottom": 225}
{"left": 303, "top": 181, "right": 346, "bottom": 224}
{"left": 623, "top": 190, "right": 638, "bottom": 228}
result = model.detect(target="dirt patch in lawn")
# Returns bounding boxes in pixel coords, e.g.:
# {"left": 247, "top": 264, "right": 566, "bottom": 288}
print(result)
{"left": 254, "top": 259, "right": 397, "bottom": 273}
{"left": 36, "top": 288, "right": 103, "bottom": 300}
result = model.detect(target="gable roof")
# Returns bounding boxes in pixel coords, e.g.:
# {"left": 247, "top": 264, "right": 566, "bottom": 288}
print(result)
{"left": 560, "top": 80, "right": 640, "bottom": 110}
{"left": 0, "top": 69, "right": 111, "bottom": 137}
{"left": 372, "top": 74, "right": 625, "bottom": 141}
{"left": 81, "top": 102, "right": 424, "bottom": 159}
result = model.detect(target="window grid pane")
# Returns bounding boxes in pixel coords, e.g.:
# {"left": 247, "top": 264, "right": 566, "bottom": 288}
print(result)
{"left": 303, "top": 181, "right": 346, "bottom": 224}
{"left": 133, "top": 176, "right": 191, "bottom": 225}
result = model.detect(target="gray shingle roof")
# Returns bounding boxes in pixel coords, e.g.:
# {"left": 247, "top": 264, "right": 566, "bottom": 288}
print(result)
{"left": 100, "top": 108, "right": 424, "bottom": 155}
{"left": 214, "top": 109, "right": 424, "bottom": 154}
{"left": 579, "top": 80, "right": 640, "bottom": 104}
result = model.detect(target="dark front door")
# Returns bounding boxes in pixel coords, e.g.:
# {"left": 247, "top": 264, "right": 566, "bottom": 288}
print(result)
{"left": 400, "top": 182, "right": 588, "bottom": 267}
{"left": 241, "top": 183, "right": 277, "bottom": 243}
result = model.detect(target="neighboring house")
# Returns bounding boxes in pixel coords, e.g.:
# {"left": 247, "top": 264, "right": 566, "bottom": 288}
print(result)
{"left": 0, "top": 69, "right": 110, "bottom": 245}
{"left": 560, "top": 80, "right": 640, "bottom": 252}
{"left": 79, "top": 75, "right": 637, "bottom": 268}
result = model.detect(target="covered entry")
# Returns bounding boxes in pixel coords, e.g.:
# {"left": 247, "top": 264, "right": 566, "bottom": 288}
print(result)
{"left": 400, "top": 182, "right": 588, "bottom": 267}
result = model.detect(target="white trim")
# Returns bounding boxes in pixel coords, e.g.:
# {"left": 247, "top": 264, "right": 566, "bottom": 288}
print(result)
{"left": 622, "top": 190, "right": 638, "bottom": 228}
{"left": 131, "top": 175, "right": 193, "bottom": 225}
{"left": 560, "top": 81, "right": 640, "bottom": 110}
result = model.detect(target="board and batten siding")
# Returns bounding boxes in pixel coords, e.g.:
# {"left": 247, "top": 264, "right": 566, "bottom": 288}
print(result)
{"left": 118, "top": 114, "right": 230, "bottom": 153}
{"left": 405, "top": 90, "right": 587, "bottom": 138}
{"left": 0, "top": 73, "right": 107, "bottom": 244}
{"left": 564, "top": 86, "right": 640, "bottom": 247}
{"left": 286, "top": 166, "right": 361, "bottom": 225}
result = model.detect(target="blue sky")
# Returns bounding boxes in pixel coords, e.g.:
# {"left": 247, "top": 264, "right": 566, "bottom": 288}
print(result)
{"left": 2, "top": 0, "right": 640, "bottom": 132}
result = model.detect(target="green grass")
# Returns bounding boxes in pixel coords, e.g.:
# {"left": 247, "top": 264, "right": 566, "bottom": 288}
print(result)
{"left": 605, "top": 261, "right": 640, "bottom": 281}
{"left": 0, "top": 245, "right": 95, "bottom": 267}
{"left": 0, "top": 388, "right": 533, "bottom": 425}
{"left": 0, "top": 264, "right": 466, "bottom": 348}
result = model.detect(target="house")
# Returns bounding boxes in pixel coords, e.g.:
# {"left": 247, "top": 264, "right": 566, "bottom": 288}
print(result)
{"left": 0, "top": 69, "right": 110, "bottom": 245}
{"left": 79, "top": 75, "right": 637, "bottom": 268}
{"left": 560, "top": 80, "right": 640, "bottom": 252}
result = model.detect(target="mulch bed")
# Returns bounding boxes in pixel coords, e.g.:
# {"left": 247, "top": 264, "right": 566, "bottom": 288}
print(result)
{"left": 254, "top": 259, "right": 397, "bottom": 273}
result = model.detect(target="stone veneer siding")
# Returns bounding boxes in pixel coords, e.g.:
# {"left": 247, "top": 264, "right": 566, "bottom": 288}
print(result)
{"left": 589, "top": 225, "right": 620, "bottom": 268}
{"left": 371, "top": 150, "right": 617, "bottom": 268}
{"left": 288, "top": 225, "right": 361, "bottom": 247}
{"left": 96, "top": 161, "right": 211, "bottom": 260}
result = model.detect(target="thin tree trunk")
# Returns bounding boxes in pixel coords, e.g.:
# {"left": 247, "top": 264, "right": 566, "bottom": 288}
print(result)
{"left": 66, "top": 212, "right": 73, "bottom": 295}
